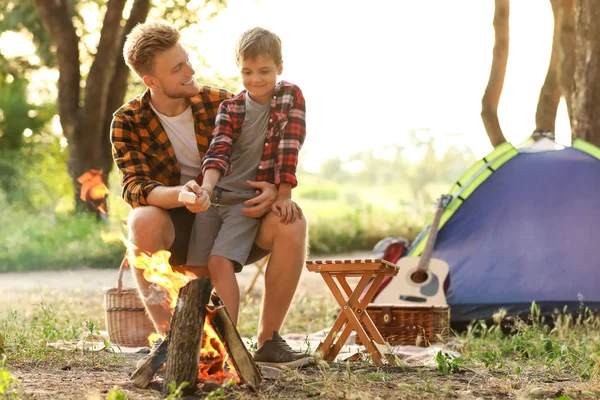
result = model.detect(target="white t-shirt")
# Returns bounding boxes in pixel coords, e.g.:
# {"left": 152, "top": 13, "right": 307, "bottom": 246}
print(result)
{"left": 149, "top": 102, "right": 202, "bottom": 184}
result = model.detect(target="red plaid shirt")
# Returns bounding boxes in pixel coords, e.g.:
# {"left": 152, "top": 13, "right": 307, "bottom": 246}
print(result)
{"left": 111, "top": 87, "right": 232, "bottom": 208}
{"left": 201, "top": 80, "right": 306, "bottom": 188}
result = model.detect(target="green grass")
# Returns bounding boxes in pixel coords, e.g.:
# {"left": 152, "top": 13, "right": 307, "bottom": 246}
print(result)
{"left": 0, "top": 211, "right": 124, "bottom": 272}
{"left": 0, "top": 175, "right": 429, "bottom": 272}
{"left": 1, "top": 288, "right": 599, "bottom": 399}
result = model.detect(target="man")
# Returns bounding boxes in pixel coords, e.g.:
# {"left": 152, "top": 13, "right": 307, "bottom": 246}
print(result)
{"left": 111, "top": 22, "right": 311, "bottom": 367}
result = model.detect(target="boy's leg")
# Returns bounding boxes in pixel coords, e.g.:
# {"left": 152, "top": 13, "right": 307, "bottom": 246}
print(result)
{"left": 207, "top": 255, "right": 240, "bottom": 324}
{"left": 253, "top": 211, "right": 308, "bottom": 347}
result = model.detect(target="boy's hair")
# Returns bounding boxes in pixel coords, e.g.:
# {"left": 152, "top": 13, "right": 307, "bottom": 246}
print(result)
{"left": 123, "top": 22, "right": 180, "bottom": 78}
{"left": 235, "top": 27, "right": 282, "bottom": 67}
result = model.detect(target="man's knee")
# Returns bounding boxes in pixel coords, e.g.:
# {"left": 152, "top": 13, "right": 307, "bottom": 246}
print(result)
{"left": 127, "top": 206, "right": 173, "bottom": 247}
{"left": 269, "top": 211, "right": 308, "bottom": 241}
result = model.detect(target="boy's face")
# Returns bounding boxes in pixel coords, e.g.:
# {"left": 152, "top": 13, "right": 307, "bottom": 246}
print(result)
{"left": 143, "top": 42, "right": 198, "bottom": 99}
{"left": 239, "top": 54, "right": 283, "bottom": 104}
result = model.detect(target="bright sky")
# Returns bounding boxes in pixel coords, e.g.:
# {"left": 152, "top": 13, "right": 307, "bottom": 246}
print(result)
{"left": 194, "top": 0, "right": 571, "bottom": 170}
{"left": 0, "top": 0, "right": 571, "bottom": 172}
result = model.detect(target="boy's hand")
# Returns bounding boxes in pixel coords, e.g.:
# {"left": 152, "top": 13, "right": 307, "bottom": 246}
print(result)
{"left": 180, "top": 180, "right": 211, "bottom": 213}
{"left": 242, "top": 180, "right": 277, "bottom": 218}
{"left": 271, "top": 198, "right": 303, "bottom": 224}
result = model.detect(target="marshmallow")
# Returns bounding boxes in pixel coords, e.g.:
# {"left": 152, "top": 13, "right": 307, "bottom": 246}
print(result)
{"left": 178, "top": 191, "right": 197, "bottom": 204}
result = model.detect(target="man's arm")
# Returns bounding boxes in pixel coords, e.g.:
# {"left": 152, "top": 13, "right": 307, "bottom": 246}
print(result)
{"left": 111, "top": 115, "right": 167, "bottom": 208}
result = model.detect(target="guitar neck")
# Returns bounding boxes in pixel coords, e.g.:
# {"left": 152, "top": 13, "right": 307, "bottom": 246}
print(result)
{"left": 416, "top": 196, "right": 449, "bottom": 272}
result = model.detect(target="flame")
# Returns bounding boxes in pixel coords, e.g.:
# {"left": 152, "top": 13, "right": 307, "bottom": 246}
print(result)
{"left": 148, "top": 332, "right": 163, "bottom": 347}
{"left": 198, "top": 310, "right": 239, "bottom": 383}
{"left": 101, "top": 232, "right": 194, "bottom": 308}
{"left": 78, "top": 169, "right": 109, "bottom": 214}
{"left": 102, "top": 232, "right": 239, "bottom": 383}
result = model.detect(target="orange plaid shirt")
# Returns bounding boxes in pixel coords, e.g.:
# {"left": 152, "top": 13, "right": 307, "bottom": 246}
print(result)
{"left": 110, "top": 86, "right": 233, "bottom": 208}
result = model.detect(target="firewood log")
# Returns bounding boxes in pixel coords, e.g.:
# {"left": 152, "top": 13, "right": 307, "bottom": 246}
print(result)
{"left": 210, "top": 294, "right": 262, "bottom": 390}
{"left": 162, "top": 277, "right": 212, "bottom": 395}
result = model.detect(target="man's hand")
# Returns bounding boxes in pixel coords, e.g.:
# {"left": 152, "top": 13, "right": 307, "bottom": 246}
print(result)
{"left": 271, "top": 198, "right": 303, "bottom": 224}
{"left": 241, "top": 180, "right": 278, "bottom": 218}
{"left": 180, "top": 180, "right": 211, "bottom": 213}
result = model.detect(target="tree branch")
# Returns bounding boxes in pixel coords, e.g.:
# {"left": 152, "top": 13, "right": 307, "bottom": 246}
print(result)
{"left": 78, "top": 0, "right": 128, "bottom": 166}
{"left": 100, "top": 0, "right": 151, "bottom": 174}
{"left": 558, "top": 0, "right": 575, "bottom": 126}
{"left": 481, "top": 0, "right": 509, "bottom": 148}
{"left": 33, "top": 0, "right": 80, "bottom": 140}
{"left": 534, "top": 0, "right": 562, "bottom": 136}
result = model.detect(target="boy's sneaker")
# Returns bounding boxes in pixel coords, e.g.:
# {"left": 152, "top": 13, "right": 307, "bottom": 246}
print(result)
{"left": 253, "top": 331, "right": 314, "bottom": 368}
{"left": 136, "top": 337, "right": 164, "bottom": 369}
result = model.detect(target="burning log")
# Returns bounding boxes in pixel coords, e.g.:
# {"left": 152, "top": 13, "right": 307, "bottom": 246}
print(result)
{"left": 131, "top": 338, "right": 169, "bottom": 388}
{"left": 130, "top": 277, "right": 212, "bottom": 390}
{"left": 162, "top": 277, "right": 213, "bottom": 395}
{"left": 210, "top": 295, "right": 262, "bottom": 390}
{"left": 130, "top": 280, "right": 262, "bottom": 394}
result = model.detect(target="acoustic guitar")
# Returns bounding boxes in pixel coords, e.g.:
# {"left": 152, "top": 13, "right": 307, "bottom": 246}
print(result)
{"left": 373, "top": 195, "right": 452, "bottom": 306}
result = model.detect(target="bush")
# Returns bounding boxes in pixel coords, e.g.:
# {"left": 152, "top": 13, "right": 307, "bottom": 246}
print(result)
{"left": 307, "top": 206, "right": 423, "bottom": 255}
{"left": 0, "top": 208, "right": 124, "bottom": 272}
{"left": 296, "top": 185, "right": 339, "bottom": 201}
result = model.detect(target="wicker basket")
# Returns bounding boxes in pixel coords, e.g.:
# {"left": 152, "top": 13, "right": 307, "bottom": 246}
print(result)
{"left": 104, "top": 258, "right": 155, "bottom": 347}
{"left": 356, "top": 304, "right": 450, "bottom": 346}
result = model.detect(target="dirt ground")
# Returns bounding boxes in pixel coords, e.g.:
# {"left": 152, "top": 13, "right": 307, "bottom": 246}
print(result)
{"left": 3, "top": 252, "right": 599, "bottom": 399}
{"left": 0, "top": 251, "right": 372, "bottom": 297}
{"left": 0, "top": 251, "right": 373, "bottom": 399}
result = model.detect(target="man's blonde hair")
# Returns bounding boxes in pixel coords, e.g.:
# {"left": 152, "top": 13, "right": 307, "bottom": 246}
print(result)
{"left": 235, "top": 27, "right": 282, "bottom": 67}
{"left": 123, "top": 22, "right": 180, "bottom": 77}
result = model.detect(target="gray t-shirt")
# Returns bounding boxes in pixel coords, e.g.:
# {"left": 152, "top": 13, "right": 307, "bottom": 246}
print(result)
{"left": 217, "top": 94, "right": 270, "bottom": 195}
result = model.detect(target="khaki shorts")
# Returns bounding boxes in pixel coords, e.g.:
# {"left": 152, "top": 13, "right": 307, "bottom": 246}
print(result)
{"left": 186, "top": 188, "right": 262, "bottom": 272}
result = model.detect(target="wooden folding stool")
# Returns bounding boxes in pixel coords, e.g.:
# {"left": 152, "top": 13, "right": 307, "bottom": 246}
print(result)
{"left": 244, "top": 255, "right": 270, "bottom": 296}
{"left": 306, "top": 259, "right": 400, "bottom": 366}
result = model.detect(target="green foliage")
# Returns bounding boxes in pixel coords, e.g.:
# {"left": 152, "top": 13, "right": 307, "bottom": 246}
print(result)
{"left": 106, "top": 386, "right": 127, "bottom": 400}
{"left": 297, "top": 185, "right": 339, "bottom": 201}
{"left": 0, "top": 140, "right": 67, "bottom": 212}
{"left": 0, "top": 60, "right": 56, "bottom": 151}
{"left": 307, "top": 206, "right": 421, "bottom": 254}
{"left": 165, "top": 381, "right": 190, "bottom": 400}
{"left": 204, "top": 379, "right": 236, "bottom": 400}
{"left": 462, "top": 304, "right": 600, "bottom": 380}
{"left": 0, "top": 209, "right": 124, "bottom": 272}
{"left": 434, "top": 351, "right": 462, "bottom": 375}
{"left": 0, "top": 366, "right": 19, "bottom": 398}
{"left": 0, "top": 0, "right": 58, "bottom": 68}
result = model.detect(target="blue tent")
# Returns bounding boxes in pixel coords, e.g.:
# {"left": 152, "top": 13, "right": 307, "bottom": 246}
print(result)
{"left": 386, "top": 139, "right": 600, "bottom": 325}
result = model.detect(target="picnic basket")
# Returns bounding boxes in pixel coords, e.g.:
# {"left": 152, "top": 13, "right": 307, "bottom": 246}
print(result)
{"left": 355, "top": 304, "right": 450, "bottom": 346}
{"left": 103, "top": 258, "right": 155, "bottom": 347}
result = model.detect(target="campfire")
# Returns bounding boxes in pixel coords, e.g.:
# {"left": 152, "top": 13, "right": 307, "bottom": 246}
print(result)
{"left": 102, "top": 233, "right": 261, "bottom": 394}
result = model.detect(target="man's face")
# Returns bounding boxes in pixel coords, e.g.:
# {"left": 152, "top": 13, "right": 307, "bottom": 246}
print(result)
{"left": 239, "top": 54, "right": 282, "bottom": 104}
{"left": 146, "top": 42, "right": 198, "bottom": 98}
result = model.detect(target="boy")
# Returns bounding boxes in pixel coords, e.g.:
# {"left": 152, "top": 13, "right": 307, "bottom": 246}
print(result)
{"left": 183, "top": 27, "right": 307, "bottom": 356}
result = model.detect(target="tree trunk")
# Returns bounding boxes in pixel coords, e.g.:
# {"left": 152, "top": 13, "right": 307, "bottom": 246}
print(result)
{"left": 534, "top": 0, "right": 562, "bottom": 136}
{"left": 481, "top": 0, "right": 509, "bottom": 147}
{"left": 100, "top": 0, "right": 151, "bottom": 174}
{"left": 571, "top": 0, "right": 600, "bottom": 146}
{"left": 32, "top": 0, "right": 80, "bottom": 141}
{"left": 34, "top": 0, "right": 151, "bottom": 215}
{"left": 559, "top": 0, "right": 576, "bottom": 126}
{"left": 69, "top": 0, "right": 127, "bottom": 213}
{"left": 163, "top": 278, "right": 213, "bottom": 395}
